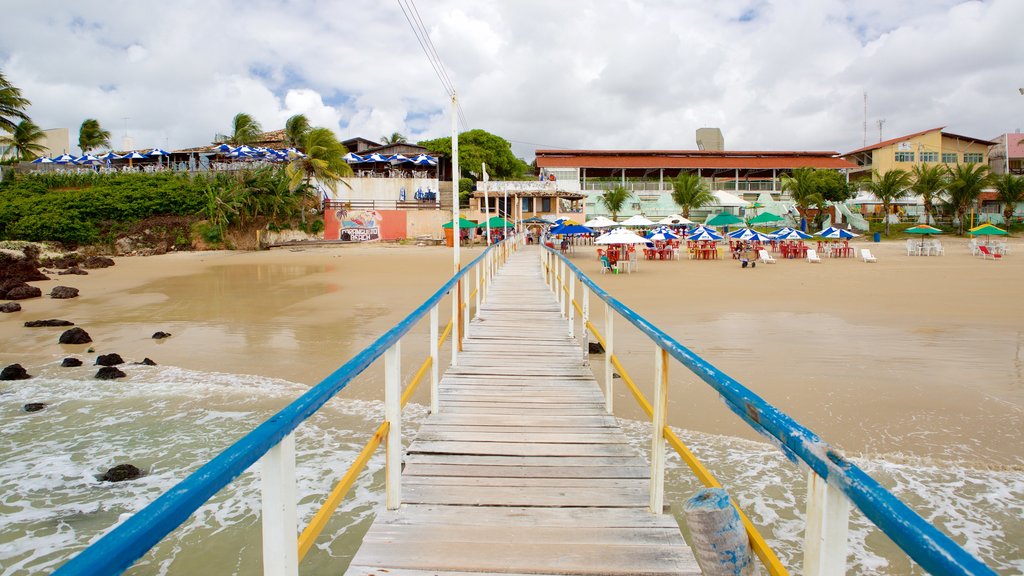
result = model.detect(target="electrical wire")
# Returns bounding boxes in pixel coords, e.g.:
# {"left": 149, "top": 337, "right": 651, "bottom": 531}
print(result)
{"left": 397, "top": 0, "right": 470, "bottom": 130}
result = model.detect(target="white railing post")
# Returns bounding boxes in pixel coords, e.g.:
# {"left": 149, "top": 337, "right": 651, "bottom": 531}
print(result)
{"left": 462, "top": 272, "right": 471, "bottom": 335}
{"left": 803, "top": 470, "right": 850, "bottom": 576}
{"left": 650, "top": 347, "right": 668, "bottom": 514}
{"left": 261, "top": 433, "right": 298, "bottom": 576}
{"left": 567, "top": 269, "right": 575, "bottom": 338}
{"left": 451, "top": 283, "right": 459, "bottom": 366}
{"left": 581, "top": 284, "right": 590, "bottom": 359}
{"left": 604, "top": 302, "right": 614, "bottom": 414}
{"left": 385, "top": 341, "right": 402, "bottom": 510}
{"left": 559, "top": 260, "right": 567, "bottom": 318}
{"left": 474, "top": 264, "right": 481, "bottom": 317}
{"left": 429, "top": 305, "right": 439, "bottom": 414}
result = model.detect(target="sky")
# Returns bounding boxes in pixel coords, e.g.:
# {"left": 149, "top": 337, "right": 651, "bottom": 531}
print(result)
{"left": 2, "top": 0, "right": 1022, "bottom": 159}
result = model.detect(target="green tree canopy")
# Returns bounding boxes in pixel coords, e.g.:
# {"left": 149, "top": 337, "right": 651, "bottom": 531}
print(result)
{"left": 419, "top": 129, "right": 531, "bottom": 180}
{"left": 991, "top": 173, "right": 1023, "bottom": 229}
{"left": 286, "top": 127, "right": 352, "bottom": 223}
{"left": 0, "top": 70, "right": 31, "bottom": 133}
{"left": 910, "top": 163, "right": 948, "bottom": 225}
{"left": 222, "top": 113, "right": 263, "bottom": 146}
{"left": 597, "top": 186, "right": 632, "bottom": 221}
{"left": 944, "top": 163, "right": 991, "bottom": 234}
{"left": 284, "top": 114, "right": 311, "bottom": 149}
{"left": 669, "top": 172, "right": 714, "bottom": 219}
{"left": 0, "top": 119, "right": 47, "bottom": 162}
{"left": 78, "top": 118, "right": 112, "bottom": 154}
{"left": 860, "top": 169, "right": 913, "bottom": 236}
{"left": 781, "top": 167, "right": 824, "bottom": 227}
{"left": 380, "top": 132, "right": 407, "bottom": 145}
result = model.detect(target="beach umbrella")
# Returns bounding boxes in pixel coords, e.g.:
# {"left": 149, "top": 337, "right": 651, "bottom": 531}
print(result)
{"left": 968, "top": 223, "right": 1008, "bottom": 236}
{"left": 411, "top": 154, "right": 437, "bottom": 166}
{"left": 441, "top": 217, "right": 478, "bottom": 229}
{"left": 774, "top": 229, "right": 813, "bottom": 241}
{"left": 97, "top": 151, "right": 120, "bottom": 161}
{"left": 705, "top": 212, "right": 745, "bottom": 227}
{"left": 686, "top": 228, "right": 724, "bottom": 242}
{"left": 619, "top": 214, "right": 655, "bottom": 227}
{"left": 212, "top": 143, "right": 232, "bottom": 153}
{"left": 388, "top": 154, "right": 412, "bottom": 163}
{"left": 727, "top": 228, "right": 773, "bottom": 242}
{"left": 53, "top": 153, "right": 77, "bottom": 164}
{"left": 485, "top": 216, "right": 514, "bottom": 229}
{"left": 646, "top": 230, "right": 680, "bottom": 242}
{"left": 30, "top": 156, "right": 54, "bottom": 164}
{"left": 657, "top": 214, "right": 694, "bottom": 226}
{"left": 583, "top": 216, "right": 618, "bottom": 228}
{"left": 147, "top": 148, "right": 169, "bottom": 157}
{"left": 343, "top": 152, "right": 363, "bottom": 163}
{"left": 770, "top": 226, "right": 795, "bottom": 237}
{"left": 551, "top": 224, "right": 595, "bottom": 236}
{"left": 905, "top": 224, "right": 943, "bottom": 251}
{"left": 76, "top": 154, "right": 101, "bottom": 165}
{"left": 817, "top": 227, "right": 860, "bottom": 240}
{"left": 748, "top": 211, "right": 784, "bottom": 226}
{"left": 520, "top": 216, "right": 550, "bottom": 224}
{"left": 595, "top": 228, "right": 650, "bottom": 245}
{"left": 364, "top": 153, "right": 388, "bottom": 163}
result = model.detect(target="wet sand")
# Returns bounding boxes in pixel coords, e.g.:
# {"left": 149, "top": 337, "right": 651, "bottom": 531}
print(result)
{"left": 2, "top": 239, "right": 1021, "bottom": 466}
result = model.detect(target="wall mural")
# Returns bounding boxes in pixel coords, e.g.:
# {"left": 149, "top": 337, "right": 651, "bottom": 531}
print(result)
{"left": 336, "top": 209, "right": 383, "bottom": 242}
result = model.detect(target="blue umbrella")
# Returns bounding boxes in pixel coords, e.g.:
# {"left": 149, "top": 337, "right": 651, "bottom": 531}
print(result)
{"left": 775, "top": 229, "right": 813, "bottom": 241}
{"left": 728, "top": 228, "right": 773, "bottom": 242}
{"left": 76, "top": 154, "right": 101, "bottom": 165}
{"left": 53, "top": 153, "right": 77, "bottom": 164}
{"left": 411, "top": 154, "right": 437, "bottom": 166}
{"left": 550, "top": 224, "right": 595, "bottom": 235}
{"left": 97, "top": 151, "right": 120, "bottom": 161}
{"left": 388, "top": 154, "right": 413, "bottom": 163}
{"left": 817, "top": 227, "right": 859, "bottom": 240}
{"left": 364, "top": 153, "right": 388, "bottom": 162}
{"left": 30, "top": 156, "right": 54, "bottom": 164}
{"left": 212, "top": 143, "right": 232, "bottom": 153}
{"left": 687, "top": 228, "right": 724, "bottom": 242}
{"left": 343, "top": 152, "right": 363, "bottom": 163}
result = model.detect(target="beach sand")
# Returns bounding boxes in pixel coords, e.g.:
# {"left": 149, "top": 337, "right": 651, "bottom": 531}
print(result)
{"left": 2, "top": 238, "right": 1021, "bottom": 465}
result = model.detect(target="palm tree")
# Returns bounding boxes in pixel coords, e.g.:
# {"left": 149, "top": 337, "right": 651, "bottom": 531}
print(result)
{"left": 992, "top": 173, "right": 1024, "bottom": 229}
{"left": 0, "top": 119, "right": 47, "bottom": 162}
{"left": 860, "top": 169, "right": 913, "bottom": 236}
{"left": 78, "top": 118, "right": 111, "bottom": 154}
{"left": 669, "top": 172, "right": 714, "bottom": 219}
{"left": 944, "top": 163, "right": 992, "bottom": 234}
{"left": 0, "top": 70, "right": 31, "bottom": 133}
{"left": 285, "top": 127, "right": 353, "bottom": 224}
{"left": 910, "top": 163, "right": 948, "bottom": 225}
{"left": 284, "top": 114, "right": 311, "bottom": 149}
{"left": 227, "top": 113, "right": 262, "bottom": 146}
{"left": 597, "top": 186, "right": 632, "bottom": 221}
{"left": 380, "top": 132, "right": 407, "bottom": 145}
{"left": 781, "top": 167, "right": 824, "bottom": 230}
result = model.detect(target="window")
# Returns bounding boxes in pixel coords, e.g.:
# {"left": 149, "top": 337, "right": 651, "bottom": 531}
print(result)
{"left": 541, "top": 198, "right": 551, "bottom": 212}
{"left": 964, "top": 153, "right": 983, "bottom": 163}
{"left": 522, "top": 197, "right": 532, "bottom": 212}
{"left": 919, "top": 151, "right": 939, "bottom": 163}
{"left": 631, "top": 202, "right": 641, "bottom": 210}
{"left": 942, "top": 152, "right": 958, "bottom": 164}
{"left": 895, "top": 151, "right": 915, "bottom": 162}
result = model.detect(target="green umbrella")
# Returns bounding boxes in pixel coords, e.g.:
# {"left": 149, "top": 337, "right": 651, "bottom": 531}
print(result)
{"left": 905, "top": 225, "right": 943, "bottom": 235}
{"left": 485, "top": 216, "right": 514, "bottom": 228}
{"left": 705, "top": 212, "right": 745, "bottom": 226}
{"left": 748, "top": 212, "right": 783, "bottom": 225}
{"left": 968, "top": 223, "right": 1008, "bottom": 236}
{"left": 442, "top": 217, "right": 478, "bottom": 229}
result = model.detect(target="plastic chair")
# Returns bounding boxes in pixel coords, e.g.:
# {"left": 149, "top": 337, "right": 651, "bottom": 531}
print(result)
{"left": 600, "top": 256, "right": 618, "bottom": 273}
{"left": 758, "top": 249, "right": 776, "bottom": 264}
{"left": 861, "top": 249, "right": 877, "bottom": 263}
{"left": 806, "top": 249, "right": 822, "bottom": 263}
{"left": 978, "top": 246, "right": 1002, "bottom": 260}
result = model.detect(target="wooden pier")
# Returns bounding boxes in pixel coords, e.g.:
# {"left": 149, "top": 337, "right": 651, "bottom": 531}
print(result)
{"left": 347, "top": 248, "right": 699, "bottom": 575}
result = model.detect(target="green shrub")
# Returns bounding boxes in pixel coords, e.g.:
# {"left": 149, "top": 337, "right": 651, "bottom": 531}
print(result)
{"left": 310, "top": 218, "right": 324, "bottom": 235}
{"left": 9, "top": 211, "right": 98, "bottom": 246}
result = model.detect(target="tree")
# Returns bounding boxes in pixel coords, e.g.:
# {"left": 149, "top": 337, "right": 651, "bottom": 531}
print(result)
{"left": 781, "top": 167, "right": 824, "bottom": 229}
{"left": 944, "top": 163, "right": 991, "bottom": 234}
{"left": 0, "top": 119, "right": 47, "bottom": 162}
{"left": 285, "top": 127, "right": 352, "bottom": 224}
{"left": 380, "top": 132, "right": 407, "bottom": 145}
{"left": 419, "top": 129, "right": 531, "bottom": 180}
{"left": 597, "top": 186, "right": 632, "bottom": 221}
{"left": 78, "top": 118, "right": 111, "bottom": 154}
{"left": 284, "top": 114, "right": 311, "bottom": 149}
{"left": 669, "top": 172, "right": 714, "bottom": 219}
{"left": 224, "top": 113, "right": 262, "bottom": 146}
{"left": 992, "top": 173, "right": 1024, "bottom": 229}
{"left": 860, "top": 169, "right": 913, "bottom": 236}
{"left": 0, "top": 70, "right": 31, "bottom": 133}
{"left": 910, "top": 163, "right": 948, "bottom": 226}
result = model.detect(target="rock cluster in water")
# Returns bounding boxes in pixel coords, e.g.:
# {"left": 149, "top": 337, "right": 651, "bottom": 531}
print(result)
{"left": 61, "top": 357, "right": 83, "bottom": 367}
{"left": 152, "top": 331, "right": 172, "bottom": 339}
{"left": 95, "top": 366, "right": 126, "bottom": 380}
{"left": 0, "top": 302, "right": 21, "bottom": 313}
{"left": 95, "top": 353, "right": 125, "bottom": 366}
{"left": 59, "top": 327, "right": 92, "bottom": 344}
{"left": 23, "top": 403, "right": 47, "bottom": 412}
{"left": 100, "top": 464, "right": 143, "bottom": 482}
{"left": 1, "top": 364, "right": 32, "bottom": 380}
{"left": 49, "top": 286, "right": 79, "bottom": 299}
{"left": 26, "top": 319, "right": 74, "bottom": 327}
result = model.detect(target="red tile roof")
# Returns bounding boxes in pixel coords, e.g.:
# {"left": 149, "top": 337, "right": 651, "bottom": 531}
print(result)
{"left": 1006, "top": 132, "right": 1024, "bottom": 158}
{"left": 535, "top": 150, "right": 855, "bottom": 170}
{"left": 844, "top": 127, "right": 996, "bottom": 156}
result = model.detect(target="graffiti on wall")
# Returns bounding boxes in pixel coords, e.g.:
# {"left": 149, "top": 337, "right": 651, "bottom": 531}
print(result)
{"left": 336, "top": 209, "right": 383, "bottom": 242}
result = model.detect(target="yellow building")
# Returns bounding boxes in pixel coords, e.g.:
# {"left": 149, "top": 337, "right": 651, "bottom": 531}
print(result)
{"left": 842, "top": 127, "right": 994, "bottom": 181}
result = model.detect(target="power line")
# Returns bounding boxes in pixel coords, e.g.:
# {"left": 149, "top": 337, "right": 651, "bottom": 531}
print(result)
{"left": 408, "top": 0, "right": 456, "bottom": 96}
{"left": 397, "top": 0, "right": 470, "bottom": 131}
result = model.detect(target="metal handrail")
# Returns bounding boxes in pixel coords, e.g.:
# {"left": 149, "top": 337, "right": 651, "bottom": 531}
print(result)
{"left": 54, "top": 244, "right": 500, "bottom": 576}
{"left": 543, "top": 246, "right": 996, "bottom": 576}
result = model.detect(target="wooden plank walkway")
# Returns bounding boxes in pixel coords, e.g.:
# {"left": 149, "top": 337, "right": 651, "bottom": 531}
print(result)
{"left": 347, "top": 247, "right": 699, "bottom": 575}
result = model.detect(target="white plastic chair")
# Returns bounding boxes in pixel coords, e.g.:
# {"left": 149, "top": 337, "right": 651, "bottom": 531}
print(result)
{"left": 806, "top": 249, "right": 822, "bottom": 263}
{"left": 758, "top": 249, "right": 776, "bottom": 264}
{"left": 861, "top": 248, "right": 877, "bottom": 263}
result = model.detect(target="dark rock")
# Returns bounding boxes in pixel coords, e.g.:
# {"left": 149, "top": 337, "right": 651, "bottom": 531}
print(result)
{"left": 151, "top": 331, "right": 171, "bottom": 339}
{"left": 0, "top": 254, "right": 49, "bottom": 284}
{"left": 612, "top": 372, "right": 622, "bottom": 379}
{"left": 23, "top": 403, "right": 47, "bottom": 412}
{"left": 95, "top": 353, "right": 125, "bottom": 366}
{"left": 61, "top": 357, "right": 83, "bottom": 367}
{"left": 5, "top": 284, "right": 42, "bottom": 300}
{"left": 81, "top": 256, "right": 115, "bottom": 269}
{"left": 588, "top": 341, "right": 605, "bottom": 354}
{"left": 0, "top": 302, "right": 21, "bottom": 313}
{"left": 135, "top": 358, "right": 157, "bottom": 366}
{"left": 58, "top": 266, "right": 88, "bottom": 275}
{"left": 25, "top": 319, "right": 75, "bottom": 327}
{"left": 95, "top": 366, "right": 126, "bottom": 380}
{"left": 49, "top": 286, "right": 80, "bottom": 299}
{"left": 100, "top": 464, "right": 142, "bottom": 482}
{"left": 1, "top": 363, "right": 31, "bottom": 380}
{"left": 59, "top": 327, "right": 92, "bottom": 344}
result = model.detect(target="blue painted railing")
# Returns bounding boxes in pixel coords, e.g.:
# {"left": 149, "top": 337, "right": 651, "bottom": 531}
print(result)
{"left": 54, "top": 244, "right": 498, "bottom": 576}
{"left": 544, "top": 246, "right": 995, "bottom": 576}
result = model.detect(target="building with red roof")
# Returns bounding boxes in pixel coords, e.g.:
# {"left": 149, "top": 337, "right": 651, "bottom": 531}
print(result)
{"left": 841, "top": 127, "right": 995, "bottom": 181}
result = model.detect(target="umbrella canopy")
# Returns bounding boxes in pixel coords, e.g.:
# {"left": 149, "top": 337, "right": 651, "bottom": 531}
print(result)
{"left": 388, "top": 154, "right": 412, "bottom": 163}
{"left": 30, "top": 156, "right": 54, "bottom": 164}
{"left": 551, "top": 224, "right": 596, "bottom": 236}
{"left": 343, "top": 152, "right": 363, "bottom": 163}
{"left": 53, "top": 153, "right": 77, "bottom": 164}
{"left": 904, "top": 225, "right": 943, "bottom": 235}
{"left": 619, "top": 214, "right": 655, "bottom": 227}
{"left": 595, "top": 228, "right": 650, "bottom": 245}
{"left": 705, "top": 212, "right": 745, "bottom": 226}
{"left": 968, "top": 223, "right": 1008, "bottom": 236}
{"left": 748, "top": 212, "right": 784, "bottom": 225}
{"left": 122, "top": 151, "right": 147, "bottom": 160}
{"left": 646, "top": 231, "right": 680, "bottom": 241}
{"left": 76, "top": 154, "right": 101, "bottom": 165}
{"left": 520, "top": 216, "right": 550, "bottom": 224}
{"left": 687, "top": 228, "right": 725, "bottom": 242}
{"left": 727, "top": 228, "right": 773, "bottom": 242}
{"left": 442, "top": 217, "right": 478, "bottom": 229}
{"left": 583, "top": 216, "right": 618, "bottom": 228}
{"left": 818, "top": 227, "right": 860, "bottom": 239}
{"left": 213, "top": 143, "right": 232, "bottom": 153}
{"left": 411, "top": 154, "right": 438, "bottom": 166}
{"left": 657, "top": 214, "right": 694, "bottom": 225}
{"left": 363, "top": 153, "right": 388, "bottom": 163}
{"left": 147, "top": 148, "right": 170, "bottom": 157}
{"left": 97, "top": 151, "right": 120, "bottom": 161}
{"left": 775, "top": 229, "right": 813, "bottom": 241}
{"left": 485, "top": 216, "right": 514, "bottom": 228}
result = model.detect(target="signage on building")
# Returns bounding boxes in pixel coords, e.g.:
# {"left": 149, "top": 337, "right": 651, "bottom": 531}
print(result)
{"left": 897, "top": 142, "right": 912, "bottom": 151}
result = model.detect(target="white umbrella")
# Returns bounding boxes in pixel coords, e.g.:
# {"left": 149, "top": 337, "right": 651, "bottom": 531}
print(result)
{"left": 595, "top": 228, "right": 650, "bottom": 245}
{"left": 619, "top": 214, "right": 655, "bottom": 227}
{"left": 657, "top": 214, "right": 694, "bottom": 225}
{"left": 583, "top": 216, "right": 618, "bottom": 228}
{"left": 30, "top": 156, "right": 54, "bottom": 164}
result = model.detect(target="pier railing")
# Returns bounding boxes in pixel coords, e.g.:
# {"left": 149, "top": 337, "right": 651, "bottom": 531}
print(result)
{"left": 54, "top": 235, "right": 523, "bottom": 576}
{"left": 541, "top": 246, "right": 996, "bottom": 576}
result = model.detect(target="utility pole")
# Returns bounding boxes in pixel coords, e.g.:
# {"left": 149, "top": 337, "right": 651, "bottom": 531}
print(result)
{"left": 450, "top": 90, "right": 460, "bottom": 364}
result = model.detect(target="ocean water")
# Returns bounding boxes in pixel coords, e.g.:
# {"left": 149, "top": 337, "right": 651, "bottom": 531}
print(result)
{"left": 1, "top": 362, "right": 1021, "bottom": 575}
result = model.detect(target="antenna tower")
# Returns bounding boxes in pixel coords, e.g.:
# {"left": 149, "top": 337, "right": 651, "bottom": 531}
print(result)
{"left": 877, "top": 119, "right": 886, "bottom": 143}
{"left": 862, "top": 93, "right": 868, "bottom": 147}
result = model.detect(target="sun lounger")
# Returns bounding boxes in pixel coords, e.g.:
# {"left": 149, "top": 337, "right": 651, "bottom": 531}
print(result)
{"left": 978, "top": 246, "right": 1002, "bottom": 260}
{"left": 758, "top": 249, "right": 776, "bottom": 264}
{"left": 806, "top": 249, "right": 822, "bottom": 263}
{"left": 860, "top": 248, "right": 877, "bottom": 263}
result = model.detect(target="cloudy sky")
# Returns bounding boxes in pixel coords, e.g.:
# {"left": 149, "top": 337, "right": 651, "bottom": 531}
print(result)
{"left": 2, "top": 0, "right": 1021, "bottom": 158}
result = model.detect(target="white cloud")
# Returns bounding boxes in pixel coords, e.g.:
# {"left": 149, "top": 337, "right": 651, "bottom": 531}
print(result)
{"left": 0, "top": 0, "right": 1019, "bottom": 156}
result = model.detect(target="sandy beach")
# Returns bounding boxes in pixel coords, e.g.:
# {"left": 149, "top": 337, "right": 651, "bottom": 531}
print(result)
{"left": 2, "top": 238, "right": 1022, "bottom": 466}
